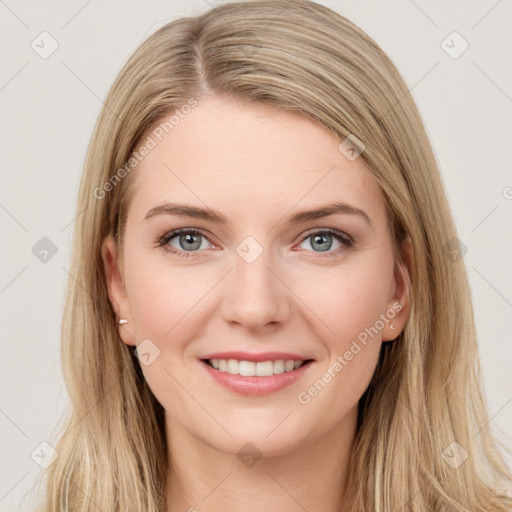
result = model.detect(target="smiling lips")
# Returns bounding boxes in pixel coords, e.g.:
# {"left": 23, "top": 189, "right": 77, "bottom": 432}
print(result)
{"left": 200, "top": 350, "right": 313, "bottom": 376}
{"left": 199, "top": 351, "right": 315, "bottom": 395}
{"left": 206, "top": 358, "right": 306, "bottom": 376}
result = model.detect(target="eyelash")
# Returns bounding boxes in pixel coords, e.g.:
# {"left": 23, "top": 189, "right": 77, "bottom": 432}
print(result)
{"left": 156, "top": 227, "right": 355, "bottom": 259}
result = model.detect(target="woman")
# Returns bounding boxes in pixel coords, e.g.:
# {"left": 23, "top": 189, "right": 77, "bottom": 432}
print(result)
{"left": 33, "top": 1, "right": 512, "bottom": 510}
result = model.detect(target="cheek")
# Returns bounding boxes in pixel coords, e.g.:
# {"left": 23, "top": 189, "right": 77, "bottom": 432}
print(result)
{"left": 292, "top": 253, "right": 394, "bottom": 348}
{"left": 122, "top": 250, "right": 211, "bottom": 411}
{"left": 292, "top": 261, "right": 390, "bottom": 425}
{"left": 124, "top": 248, "right": 212, "bottom": 340}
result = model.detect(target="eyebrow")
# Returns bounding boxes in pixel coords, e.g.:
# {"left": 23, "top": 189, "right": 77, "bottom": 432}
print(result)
{"left": 144, "top": 201, "right": 371, "bottom": 226}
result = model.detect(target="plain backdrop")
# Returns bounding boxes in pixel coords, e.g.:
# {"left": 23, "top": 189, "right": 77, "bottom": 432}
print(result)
{"left": 1, "top": 0, "right": 511, "bottom": 510}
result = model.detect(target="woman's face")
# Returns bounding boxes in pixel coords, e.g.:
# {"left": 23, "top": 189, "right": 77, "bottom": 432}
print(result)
{"left": 102, "top": 95, "right": 410, "bottom": 457}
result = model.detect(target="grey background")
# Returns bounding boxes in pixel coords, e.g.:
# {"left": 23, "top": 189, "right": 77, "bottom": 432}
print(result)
{"left": 1, "top": 0, "right": 511, "bottom": 510}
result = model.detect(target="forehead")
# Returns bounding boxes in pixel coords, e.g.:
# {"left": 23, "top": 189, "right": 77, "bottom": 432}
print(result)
{"left": 126, "top": 96, "right": 386, "bottom": 227}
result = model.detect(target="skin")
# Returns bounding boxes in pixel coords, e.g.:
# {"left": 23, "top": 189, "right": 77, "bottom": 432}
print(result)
{"left": 102, "top": 95, "right": 412, "bottom": 512}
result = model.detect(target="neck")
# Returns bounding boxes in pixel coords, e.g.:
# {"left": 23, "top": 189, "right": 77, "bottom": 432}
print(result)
{"left": 163, "top": 406, "right": 357, "bottom": 512}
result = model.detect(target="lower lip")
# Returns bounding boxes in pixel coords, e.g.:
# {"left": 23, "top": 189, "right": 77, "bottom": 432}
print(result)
{"left": 199, "top": 359, "right": 315, "bottom": 396}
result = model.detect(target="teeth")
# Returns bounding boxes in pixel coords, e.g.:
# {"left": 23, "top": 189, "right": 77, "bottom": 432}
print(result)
{"left": 208, "top": 358, "right": 307, "bottom": 376}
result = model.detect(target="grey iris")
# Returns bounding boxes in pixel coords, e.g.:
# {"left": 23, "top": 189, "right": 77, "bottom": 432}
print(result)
{"left": 180, "top": 233, "right": 202, "bottom": 251}
{"left": 311, "top": 233, "right": 333, "bottom": 252}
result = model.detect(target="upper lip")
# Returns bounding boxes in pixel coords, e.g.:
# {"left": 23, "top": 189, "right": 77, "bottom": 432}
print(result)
{"left": 200, "top": 351, "right": 314, "bottom": 363}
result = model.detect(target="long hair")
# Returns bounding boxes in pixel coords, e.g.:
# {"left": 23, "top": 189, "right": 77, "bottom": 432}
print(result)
{"left": 31, "top": 1, "right": 512, "bottom": 510}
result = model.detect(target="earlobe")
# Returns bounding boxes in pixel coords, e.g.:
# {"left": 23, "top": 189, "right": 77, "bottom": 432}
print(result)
{"left": 101, "top": 234, "right": 136, "bottom": 346}
{"left": 383, "top": 235, "right": 414, "bottom": 342}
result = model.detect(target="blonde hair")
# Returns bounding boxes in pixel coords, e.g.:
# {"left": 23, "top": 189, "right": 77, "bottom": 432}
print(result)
{"left": 31, "top": 1, "right": 512, "bottom": 510}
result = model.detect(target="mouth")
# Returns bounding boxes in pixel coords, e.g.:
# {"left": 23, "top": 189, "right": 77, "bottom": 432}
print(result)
{"left": 199, "top": 356, "right": 316, "bottom": 396}
{"left": 201, "top": 358, "right": 315, "bottom": 377}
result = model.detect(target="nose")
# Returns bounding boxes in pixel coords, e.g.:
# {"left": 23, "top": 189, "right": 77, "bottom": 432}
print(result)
{"left": 219, "top": 245, "right": 291, "bottom": 332}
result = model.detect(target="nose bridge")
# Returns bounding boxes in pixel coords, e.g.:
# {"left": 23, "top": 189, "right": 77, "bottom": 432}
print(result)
{"left": 220, "top": 234, "right": 289, "bottom": 329}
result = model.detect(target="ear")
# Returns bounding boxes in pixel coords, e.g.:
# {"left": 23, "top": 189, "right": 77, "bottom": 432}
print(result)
{"left": 101, "top": 234, "right": 136, "bottom": 346}
{"left": 382, "top": 235, "right": 413, "bottom": 342}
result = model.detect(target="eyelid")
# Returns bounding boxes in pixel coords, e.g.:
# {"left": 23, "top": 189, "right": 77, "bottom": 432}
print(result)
{"left": 298, "top": 226, "right": 353, "bottom": 244}
{"left": 157, "top": 227, "right": 217, "bottom": 249}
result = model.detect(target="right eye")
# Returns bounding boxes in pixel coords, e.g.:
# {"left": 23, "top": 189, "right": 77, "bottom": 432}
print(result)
{"left": 157, "top": 228, "right": 215, "bottom": 257}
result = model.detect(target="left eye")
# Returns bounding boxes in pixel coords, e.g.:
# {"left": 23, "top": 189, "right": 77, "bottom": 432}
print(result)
{"left": 297, "top": 229, "right": 354, "bottom": 255}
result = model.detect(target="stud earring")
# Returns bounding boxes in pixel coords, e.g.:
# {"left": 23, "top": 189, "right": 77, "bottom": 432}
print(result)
{"left": 390, "top": 323, "right": 395, "bottom": 330}
{"left": 119, "top": 319, "right": 128, "bottom": 325}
